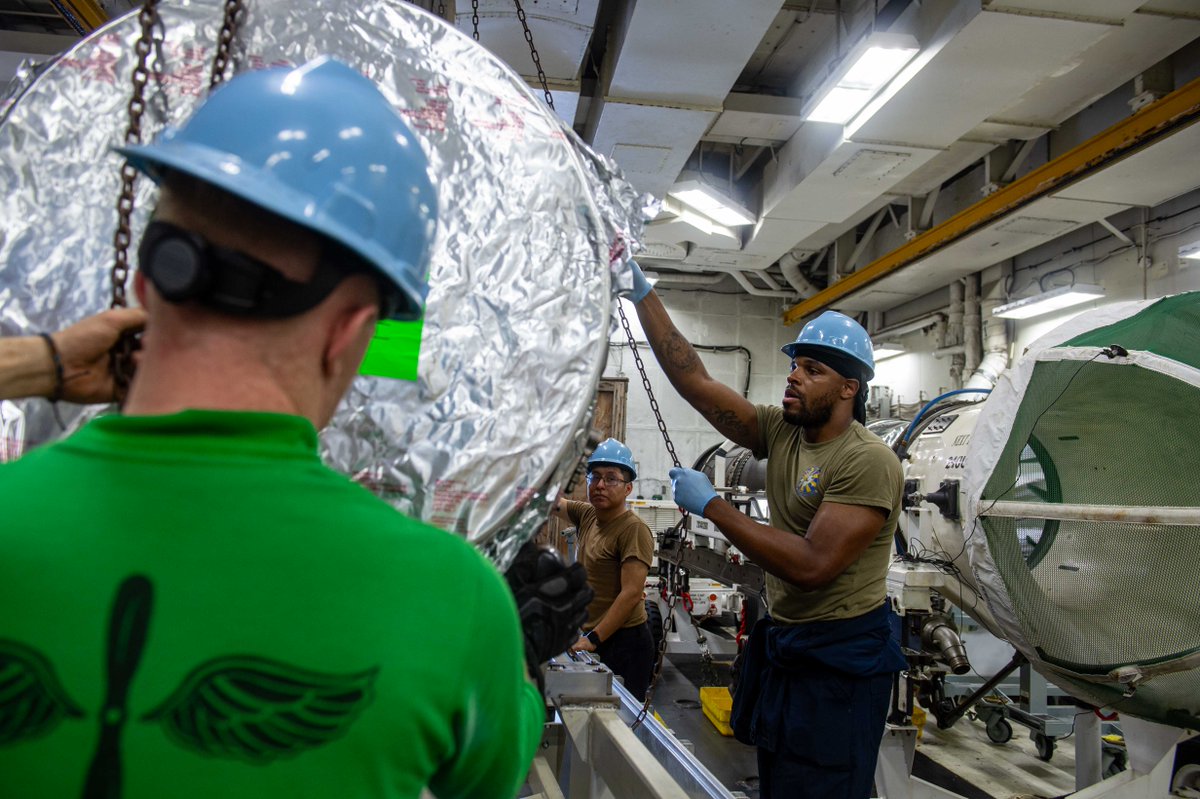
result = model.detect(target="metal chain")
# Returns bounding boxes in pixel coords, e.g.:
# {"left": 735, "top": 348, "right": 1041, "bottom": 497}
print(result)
{"left": 632, "top": 545, "right": 686, "bottom": 729}
{"left": 618, "top": 303, "right": 682, "bottom": 469}
{"left": 688, "top": 611, "right": 720, "bottom": 687}
{"left": 616, "top": 287, "right": 690, "bottom": 724}
{"left": 437, "top": 0, "right": 446, "bottom": 19}
{"left": 512, "top": 0, "right": 554, "bottom": 110}
{"left": 109, "top": 0, "right": 161, "bottom": 395}
{"left": 209, "top": 0, "right": 246, "bottom": 88}
{"left": 471, "top": 0, "right": 480, "bottom": 40}
{"left": 508, "top": 0, "right": 692, "bottom": 720}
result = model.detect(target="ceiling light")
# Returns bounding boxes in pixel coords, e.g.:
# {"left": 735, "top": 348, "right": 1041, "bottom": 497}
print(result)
{"left": 660, "top": 196, "right": 740, "bottom": 241}
{"left": 805, "top": 32, "right": 920, "bottom": 126}
{"left": 1179, "top": 241, "right": 1200, "bottom": 261}
{"left": 992, "top": 284, "right": 1106, "bottom": 320}
{"left": 667, "top": 179, "right": 756, "bottom": 227}
{"left": 873, "top": 342, "right": 905, "bottom": 361}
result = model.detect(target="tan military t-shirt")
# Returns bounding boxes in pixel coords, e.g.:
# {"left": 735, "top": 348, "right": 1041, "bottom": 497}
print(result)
{"left": 754, "top": 405, "right": 904, "bottom": 624}
{"left": 564, "top": 500, "right": 655, "bottom": 629}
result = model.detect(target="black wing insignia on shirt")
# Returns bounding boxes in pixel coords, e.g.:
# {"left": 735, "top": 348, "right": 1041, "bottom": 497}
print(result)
{"left": 142, "top": 656, "right": 378, "bottom": 763}
{"left": 0, "top": 639, "right": 84, "bottom": 746}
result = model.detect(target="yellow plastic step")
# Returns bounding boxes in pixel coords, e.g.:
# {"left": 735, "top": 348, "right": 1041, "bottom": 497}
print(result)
{"left": 700, "top": 686, "right": 734, "bottom": 737}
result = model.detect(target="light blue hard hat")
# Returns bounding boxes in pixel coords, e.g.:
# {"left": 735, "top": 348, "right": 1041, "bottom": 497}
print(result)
{"left": 115, "top": 57, "right": 437, "bottom": 321}
{"left": 781, "top": 310, "right": 875, "bottom": 381}
{"left": 587, "top": 438, "right": 637, "bottom": 480}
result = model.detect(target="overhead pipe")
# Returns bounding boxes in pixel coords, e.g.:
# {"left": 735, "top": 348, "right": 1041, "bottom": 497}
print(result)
{"left": 947, "top": 281, "right": 964, "bottom": 347}
{"left": 965, "top": 352, "right": 1007, "bottom": 390}
{"left": 932, "top": 344, "right": 965, "bottom": 359}
{"left": 757, "top": 271, "right": 786, "bottom": 292}
{"left": 778, "top": 247, "right": 822, "bottom": 298}
{"left": 964, "top": 274, "right": 981, "bottom": 376}
{"left": 947, "top": 279, "right": 965, "bottom": 386}
{"left": 872, "top": 311, "right": 946, "bottom": 340}
{"left": 651, "top": 272, "right": 727, "bottom": 287}
{"left": 965, "top": 278, "right": 1011, "bottom": 390}
{"left": 728, "top": 269, "right": 798, "bottom": 298}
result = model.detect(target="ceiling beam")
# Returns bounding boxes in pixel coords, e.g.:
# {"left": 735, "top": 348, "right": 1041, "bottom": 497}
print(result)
{"left": 781, "top": 74, "right": 1200, "bottom": 325}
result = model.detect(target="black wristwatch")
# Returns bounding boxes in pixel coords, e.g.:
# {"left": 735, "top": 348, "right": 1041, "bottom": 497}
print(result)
{"left": 585, "top": 629, "right": 602, "bottom": 647}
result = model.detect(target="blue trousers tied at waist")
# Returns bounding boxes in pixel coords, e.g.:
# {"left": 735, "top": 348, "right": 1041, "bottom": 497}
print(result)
{"left": 730, "top": 603, "right": 906, "bottom": 799}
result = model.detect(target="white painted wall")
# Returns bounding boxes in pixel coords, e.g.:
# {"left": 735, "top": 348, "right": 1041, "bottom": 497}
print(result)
{"left": 872, "top": 334, "right": 957, "bottom": 405}
{"left": 603, "top": 294, "right": 795, "bottom": 500}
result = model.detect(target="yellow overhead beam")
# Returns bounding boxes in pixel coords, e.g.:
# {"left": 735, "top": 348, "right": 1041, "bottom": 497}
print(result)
{"left": 55, "top": 0, "right": 107, "bottom": 33}
{"left": 781, "top": 74, "right": 1200, "bottom": 326}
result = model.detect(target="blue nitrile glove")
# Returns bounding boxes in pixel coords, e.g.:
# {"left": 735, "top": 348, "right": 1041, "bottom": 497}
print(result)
{"left": 628, "top": 259, "right": 653, "bottom": 303}
{"left": 669, "top": 467, "right": 719, "bottom": 516}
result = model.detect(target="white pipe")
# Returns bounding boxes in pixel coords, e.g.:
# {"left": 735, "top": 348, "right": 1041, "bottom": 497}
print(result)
{"left": 964, "top": 351, "right": 1006, "bottom": 390}
{"left": 964, "top": 274, "right": 981, "bottom": 375}
{"left": 757, "top": 271, "right": 785, "bottom": 291}
{"left": 965, "top": 278, "right": 1011, "bottom": 389}
{"left": 873, "top": 312, "right": 946, "bottom": 339}
{"left": 947, "top": 282, "right": 963, "bottom": 344}
{"left": 728, "top": 269, "right": 797, "bottom": 298}
{"left": 982, "top": 314, "right": 1008, "bottom": 357}
{"left": 651, "top": 272, "right": 727, "bottom": 287}
{"left": 932, "top": 344, "right": 966, "bottom": 359}
{"left": 777, "top": 248, "right": 820, "bottom": 298}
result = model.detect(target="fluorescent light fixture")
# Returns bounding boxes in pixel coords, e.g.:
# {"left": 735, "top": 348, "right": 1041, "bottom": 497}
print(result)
{"left": 993, "top": 284, "right": 1105, "bottom": 320}
{"left": 805, "top": 32, "right": 919, "bottom": 126}
{"left": 660, "top": 196, "right": 739, "bottom": 241}
{"left": 873, "top": 342, "right": 905, "bottom": 361}
{"left": 667, "top": 179, "right": 756, "bottom": 227}
{"left": 1179, "top": 241, "right": 1200, "bottom": 261}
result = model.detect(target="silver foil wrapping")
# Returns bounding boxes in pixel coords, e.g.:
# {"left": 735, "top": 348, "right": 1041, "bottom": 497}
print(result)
{"left": 0, "top": 0, "right": 645, "bottom": 570}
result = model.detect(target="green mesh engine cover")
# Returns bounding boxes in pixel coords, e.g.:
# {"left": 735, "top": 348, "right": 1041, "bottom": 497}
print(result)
{"left": 969, "top": 293, "right": 1200, "bottom": 729}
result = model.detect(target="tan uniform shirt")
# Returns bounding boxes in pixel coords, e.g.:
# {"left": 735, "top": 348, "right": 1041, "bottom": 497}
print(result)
{"left": 564, "top": 500, "right": 655, "bottom": 629}
{"left": 754, "top": 405, "right": 904, "bottom": 624}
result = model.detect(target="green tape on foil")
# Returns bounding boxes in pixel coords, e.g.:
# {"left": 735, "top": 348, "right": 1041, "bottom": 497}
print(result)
{"left": 358, "top": 319, "right": 423, "bottom": 381}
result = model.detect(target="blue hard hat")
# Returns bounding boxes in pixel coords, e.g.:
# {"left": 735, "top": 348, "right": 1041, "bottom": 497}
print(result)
{"left": 115, "top": 57, "right": 437, "bottom": 321}
{"left": 588, "top": 438, "right": 637, "bottom": 480}
{"left": 781, "top": 310, "right": 875, "bottom": 381}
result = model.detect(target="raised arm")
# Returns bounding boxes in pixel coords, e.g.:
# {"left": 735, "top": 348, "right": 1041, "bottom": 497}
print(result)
{"left": 628, "top": 263, "right": 760, "bottom": 452}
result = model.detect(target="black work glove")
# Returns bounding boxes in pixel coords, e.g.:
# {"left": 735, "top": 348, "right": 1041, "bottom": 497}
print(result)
{"left": 504, "top": 541, "right": 593, "bottom": 674}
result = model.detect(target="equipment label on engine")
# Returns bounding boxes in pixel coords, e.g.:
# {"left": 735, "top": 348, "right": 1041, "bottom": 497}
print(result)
{"left": 920, "top": 414, "right": 959, "bottom": 435}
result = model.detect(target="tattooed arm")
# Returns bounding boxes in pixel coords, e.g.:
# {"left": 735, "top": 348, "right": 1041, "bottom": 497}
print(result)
{"left": 633, "top": 290, "right": 761, "bottom": 451}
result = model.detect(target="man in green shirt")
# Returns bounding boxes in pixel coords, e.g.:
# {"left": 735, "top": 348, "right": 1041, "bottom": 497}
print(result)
{"left": 624, "top": 262, "right": 905, "bottom": 798}
{"left": 0, "top": 59, "right": 561, "bottom": 798}
{"left": 556, "top": 438, "right": 656, "bottom": 700}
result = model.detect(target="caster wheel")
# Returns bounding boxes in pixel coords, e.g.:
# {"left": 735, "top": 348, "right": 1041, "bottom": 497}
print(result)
{"left": 1034, "top": 733, "right": 1056, "bottom": 762}
{"left": 986, "top": 717, "right": 1013, "bottom": 744}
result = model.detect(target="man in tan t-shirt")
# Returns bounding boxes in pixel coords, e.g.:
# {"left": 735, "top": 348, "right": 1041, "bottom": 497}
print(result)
{"left": 623, "top": 260, "right": 905, "bottom": 799}
{"left": 555, "top": 438, "right": 656, "bottom": 700}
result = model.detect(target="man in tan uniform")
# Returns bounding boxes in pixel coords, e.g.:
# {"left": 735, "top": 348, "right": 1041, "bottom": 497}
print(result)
{"left": 624, "top": 261, "right": 905, "bottom": 799}
{"left": 556, "top": 438, "right": 656, "bottom": 700}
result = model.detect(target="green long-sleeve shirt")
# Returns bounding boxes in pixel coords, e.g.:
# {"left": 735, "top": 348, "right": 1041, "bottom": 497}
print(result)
{"left": 0, "top": 410, "right": 543, "bottom": 798}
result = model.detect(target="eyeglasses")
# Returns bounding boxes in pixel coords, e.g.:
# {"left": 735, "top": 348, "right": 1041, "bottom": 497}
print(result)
{"left": 588, "top": 473, "right": 630, "bottom": 488}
